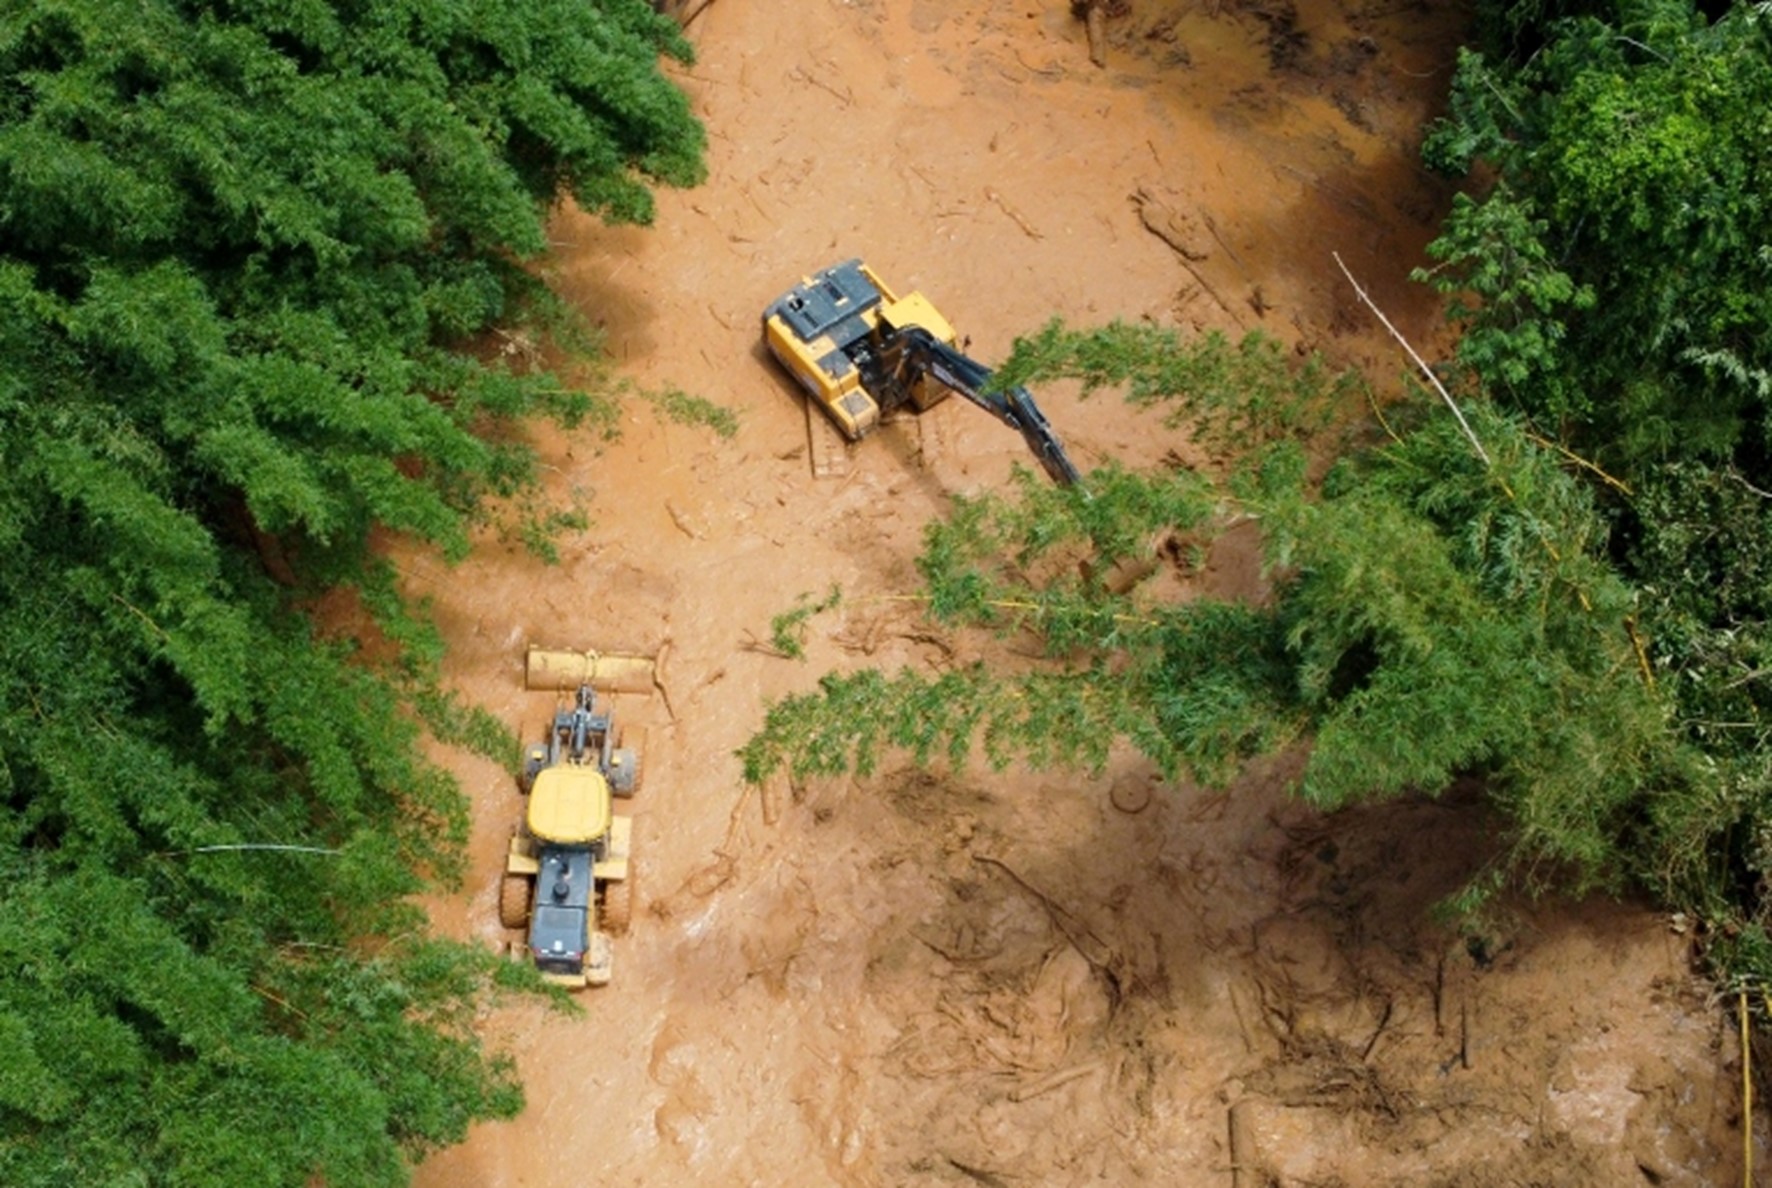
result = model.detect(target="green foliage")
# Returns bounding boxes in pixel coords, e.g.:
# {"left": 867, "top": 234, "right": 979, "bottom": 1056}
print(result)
{"left": 1419, "top": 0, "right": 1772, "bottom": 462}
{"left": 993, "top": 321, "right": 1356, "bottom": 452}
{"left": 743, "top": 328, "right": 1681, "bottom": 899}
{"left": 766, "top": 585, "right": 843, "bottom": 661}
{"left": 1420, "top": 0, "right": 1772, "bottom": 987}
{"left": 1412, "top": 187, "right": 1594, "bottom": 408}
{"left": 636, "top": 383, "right": 741, "bottom": 439}
{"left": 0, "top": 0, "right": 705, "bottom": 1181}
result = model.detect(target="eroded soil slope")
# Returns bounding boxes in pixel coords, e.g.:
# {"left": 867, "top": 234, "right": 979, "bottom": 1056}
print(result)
{"left": 415, "top": 2, "right": 1749, "bottom": 1184}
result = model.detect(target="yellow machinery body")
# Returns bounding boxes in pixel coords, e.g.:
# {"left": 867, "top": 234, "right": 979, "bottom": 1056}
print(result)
{"left": 501, "top": 665, "right": 645, "bottom": 989}
{"left": 525, "top": 766, "right": 613, "bottom": 846}
{"left": 763, "top": 260, "right": 959, "bottom": 440}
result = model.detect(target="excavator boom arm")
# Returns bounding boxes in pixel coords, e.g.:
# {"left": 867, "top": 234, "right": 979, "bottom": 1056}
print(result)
{"left": 898, "top": 328, "right": 1082, "bottom": 487}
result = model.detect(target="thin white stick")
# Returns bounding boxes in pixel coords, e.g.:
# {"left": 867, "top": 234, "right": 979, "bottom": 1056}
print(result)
{"left": 1333, "top": 251, "right": 1490, "bottom": 466}
{"left": 184, "top": 844, "right": 341, "bottom": 856}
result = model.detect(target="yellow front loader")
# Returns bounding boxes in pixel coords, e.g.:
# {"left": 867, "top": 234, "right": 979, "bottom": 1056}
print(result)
{"left": 498, "top": 646, "right": 653, "bottom": 988}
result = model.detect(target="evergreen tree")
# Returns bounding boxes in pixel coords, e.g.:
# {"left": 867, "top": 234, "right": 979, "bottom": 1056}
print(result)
{"left": 0, "top": 0, "right": 703, "bottom": 1182}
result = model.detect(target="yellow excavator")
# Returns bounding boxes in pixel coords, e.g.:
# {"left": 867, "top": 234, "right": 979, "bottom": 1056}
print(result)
{"left": 763, "top": 260, "right": 1082, "bottom": 486}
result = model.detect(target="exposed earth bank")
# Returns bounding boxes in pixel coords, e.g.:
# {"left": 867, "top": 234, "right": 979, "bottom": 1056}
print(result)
{"left": 415, "top": 2, "right": 1751, "bottom": 1184}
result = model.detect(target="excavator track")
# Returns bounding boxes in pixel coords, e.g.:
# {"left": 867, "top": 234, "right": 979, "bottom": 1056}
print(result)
{"left": 805, "top": 394, "right": 850, "bottom": 480}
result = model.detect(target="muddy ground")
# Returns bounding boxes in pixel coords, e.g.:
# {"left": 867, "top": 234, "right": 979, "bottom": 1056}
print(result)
{"left": 412, "top": 1, "right": 1752, "bottom": 1184}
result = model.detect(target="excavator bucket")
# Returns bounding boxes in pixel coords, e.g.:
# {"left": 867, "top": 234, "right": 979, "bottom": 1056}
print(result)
{"left": 525, "top": 646, "right": 655, "bottom": 695}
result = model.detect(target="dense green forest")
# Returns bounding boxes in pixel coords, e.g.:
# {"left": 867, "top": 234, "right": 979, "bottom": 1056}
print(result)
{"left": 6, "top": 0, "right": 1770, "bottom": 1180}
{"left": 0, "top": 1, "right": 701, "bottom": 1182}
{"left": 746, "top": 0, "right": 1772, "bottom": 987}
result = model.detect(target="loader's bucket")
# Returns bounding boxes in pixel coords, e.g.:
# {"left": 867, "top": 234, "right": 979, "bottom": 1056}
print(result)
{"left": 525, "top": 647, "right": 655, "bottom": 695}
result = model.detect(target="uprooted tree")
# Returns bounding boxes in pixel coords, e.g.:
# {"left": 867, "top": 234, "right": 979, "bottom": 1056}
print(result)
{"left": 739, "top": 325, "right": 1692, "bottom": 912}
{"left": 0, "top": 0, "right": 703, "bottom": 1182}
{"left": 741, "top": 0, "right": 1772, "bottom": 996}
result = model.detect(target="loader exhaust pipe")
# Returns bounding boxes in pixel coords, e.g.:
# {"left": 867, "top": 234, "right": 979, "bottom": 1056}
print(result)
{"left": 525, "top": 647, "right": 656, "bottom": 695}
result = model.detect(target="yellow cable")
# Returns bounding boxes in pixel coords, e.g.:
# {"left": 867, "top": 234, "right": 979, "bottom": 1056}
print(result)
{"left": 1627, "top": 616, "right": 1656, "bottom": 691}
{"left": 1525, "top": 431, "right": 1633, "bottom": 495}
{"left": 1743, "top": 990, "right": 1753, "bottom": 1188}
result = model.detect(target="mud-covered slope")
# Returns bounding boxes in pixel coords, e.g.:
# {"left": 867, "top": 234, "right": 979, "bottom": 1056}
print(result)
{"left": 414, "top": 2, "right": 1747, "bottom": 1184}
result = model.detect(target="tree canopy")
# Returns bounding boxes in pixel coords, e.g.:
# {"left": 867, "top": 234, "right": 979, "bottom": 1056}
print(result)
{"left": 1417, "top": 0, "right": 1772, "bottom": 967}
{"left": 0, "top": 0, "right": 703, "bottom": 1182}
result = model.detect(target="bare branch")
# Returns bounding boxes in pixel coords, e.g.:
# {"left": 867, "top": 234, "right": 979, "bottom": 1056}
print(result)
{"left": 1333, "top": 251, "right": 1491, "bottom": 466}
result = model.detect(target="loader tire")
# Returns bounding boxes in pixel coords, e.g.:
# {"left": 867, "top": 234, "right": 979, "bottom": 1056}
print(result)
{"left": 610, "top": 747, "right": 642, "bottom": 797}
{"left": 603, "top": 873, "right": 634, "bottom": 937}
{"left": 499, "top": 874, "right": 532, "bottom": 930}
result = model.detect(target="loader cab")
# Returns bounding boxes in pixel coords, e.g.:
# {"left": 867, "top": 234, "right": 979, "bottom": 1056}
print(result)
{"left": 503, "top": 680, "right": 637, "bottom": 989}
{"left": 529, "top": 846, "right": 594, "bottom": 980}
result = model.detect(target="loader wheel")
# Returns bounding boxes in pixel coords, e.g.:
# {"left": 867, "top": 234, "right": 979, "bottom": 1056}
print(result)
{"left": 518, "top": 743, "right": 547, "bottom": 794}
{"left": 498, "top": 874, "right": 532, "bottom": 930}
{"left": 610, "top": 747, "right": 642, "bottom": 797}
{"left": 602, "top": 873, "right": 634, "bottom": 937}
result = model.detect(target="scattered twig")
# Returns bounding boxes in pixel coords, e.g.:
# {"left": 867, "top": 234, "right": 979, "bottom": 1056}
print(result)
{"left": 665, "top": 500, "right": 703, "bottom": 540}
{"left": 1227, "top": 983, "right": 1257, "bottom": 1054}
{"left": 1200, "top": 209, "right": 1252, "bottom": 282}
{"left": 1742, "top": 990, "right": 1753, "bottom": 1188}
{"left": 1725, "top": 466, "right": 1772, "bottom": 501}
{"left": 1360, "top": 999, "right": 1394, "bottom": 1062}
{"left": 1525, "top": 431, "right": 1632, "bottom": 494}
{"left": 1367, "top": 387, "right": 1404, "bottom": 444}
{"left": 1616, "top": 34, "right": 1670, "bottom": 63}
{"left": 913, "top": 928, "right": 1002, "bottom": 964}
{"left": 985, "top": 187, "right": 1043, "bottom": 239}
{"left": 760, "top": 772, "right": 783, "bottom": 826}
{"left": 1083, "top": 1, "right": 1109, "bottom": 66}
{"left": 946, "top": 1157, "right": 1011, "bottom": 1188}
{"left": 656, "top": 0, "right": 720, "bottom": 29}
{"left": 112, "top": 594, "right": 170, "bottom": 641}
{"left": 1229, "top": 1099, "right": 1262, "bottom": 1188}
{"left": 789, "top": 64, "right": 852, "bottom": 107}
{"left": 1132, "top": 186, "right": 1208, "bottom": 260}
{"left": 1626, "top": 615, "right": 1656, "bottom": 691}
{"left": 973, "top": 853, "right": 1117, "bottom": 978}
{"left": 1459, "top": 999, "right": 1471, "bottom": 1069}
{"left": 1010, "top": 1060, "right": 1103, "bottom": 1102}
{"left": 1433, "top": 951, "right": 1446, "bottom": 1034}
{"left": 653, "top": 638, "right": 677, "bottom": 721}
{"left": 250, "top": 982, "right": 309, "bottom": 1020}
{"left": 1333, "top": 251, "right": 1491, "bottom": 466}
{"left": 738, "top": 629, "right": 792, "bottom": 658}
{"left": 1177, "top": 266, "right": 1242, "bottom": 326}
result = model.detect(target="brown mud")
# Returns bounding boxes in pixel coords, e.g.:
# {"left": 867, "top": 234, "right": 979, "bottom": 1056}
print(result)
{"left": 414, "top": 1, "right": 1752, "bottom": 1184}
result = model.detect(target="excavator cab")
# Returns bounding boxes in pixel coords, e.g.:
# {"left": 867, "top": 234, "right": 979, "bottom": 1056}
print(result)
{"left": 763, "top": 259, "right": 1080, "bottom": 486}
{"left": 764, "top": 259, "right": 958, "bottom": 438}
